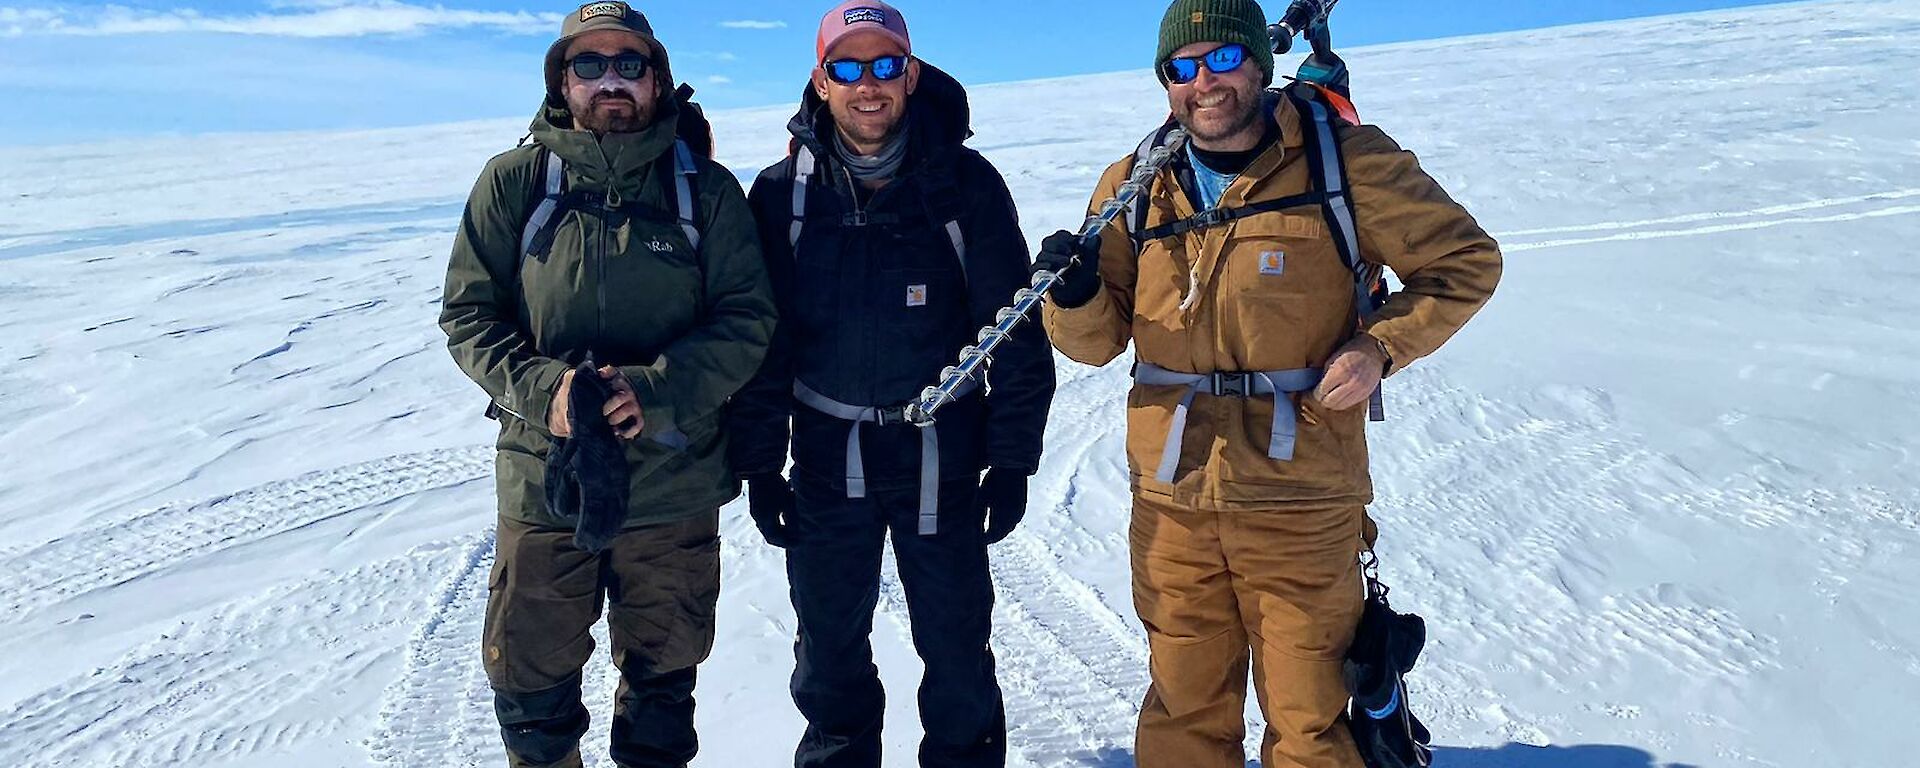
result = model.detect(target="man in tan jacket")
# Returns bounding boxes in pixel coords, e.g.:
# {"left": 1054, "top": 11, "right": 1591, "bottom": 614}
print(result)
{"left": 1034, "top": 1, "right": 1501, "bottom": 766}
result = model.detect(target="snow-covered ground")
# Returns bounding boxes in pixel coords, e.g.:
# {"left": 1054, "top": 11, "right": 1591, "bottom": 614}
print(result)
{"left": 3, "top": 1, "right": 1918, "bottom": 765}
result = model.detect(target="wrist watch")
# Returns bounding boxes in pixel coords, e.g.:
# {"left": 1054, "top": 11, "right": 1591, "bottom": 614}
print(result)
{"left": 1366, "top": 333, "right": 1393, "bottom": 376}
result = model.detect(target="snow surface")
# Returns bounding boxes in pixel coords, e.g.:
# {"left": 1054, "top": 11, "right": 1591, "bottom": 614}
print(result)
{"left": 3, "top": 1, "right": 1918, "bottom": 765}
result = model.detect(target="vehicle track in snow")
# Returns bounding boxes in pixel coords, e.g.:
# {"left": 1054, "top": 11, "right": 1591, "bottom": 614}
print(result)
{"left": 0, "top": 447, "right": 492, "bottom": 623}
{"left": 364, "top": 531, "right": 505, "bottom": 768}
{"left": 0, "top": 539, "right": 470, "bottom": 767}
{"left": 1502, "top": 187, "right": 1920, "bottom": 252}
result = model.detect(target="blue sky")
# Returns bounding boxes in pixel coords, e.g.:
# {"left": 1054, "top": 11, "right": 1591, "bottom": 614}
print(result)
{"left": 0, "top": 0, "right": 1801, "bottom": 145}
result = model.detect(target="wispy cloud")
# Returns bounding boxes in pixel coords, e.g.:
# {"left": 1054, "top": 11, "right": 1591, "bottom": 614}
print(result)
{"left": 719, "top": 19, "right": 784, "bottom": 30}
{"left": 0, "top": 1, "right": 558, "bottom": 38}
{"left": 706, "top": 75, "right": 732, "bottom": 84}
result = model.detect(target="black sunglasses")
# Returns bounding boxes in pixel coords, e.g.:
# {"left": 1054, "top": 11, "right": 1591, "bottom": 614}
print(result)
{"left": 823, "top": 55, "right": 908, "bottom": 85}
{"left": 570, "top": 52, "right": 651, "bottom": 81}
{"left": 1160, "top": 43, "right": 1250, "bottom": 85}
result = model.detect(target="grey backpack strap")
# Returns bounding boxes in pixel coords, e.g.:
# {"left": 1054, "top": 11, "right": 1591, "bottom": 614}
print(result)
{"left": 1294, "top": 88, "right": 1386, "bottom": 423}
{"left": 672, "top": 139, "right": 701, "bottom": 251}
{"left": 1123, "top": 124, "right": 1175, "bottom": 254}
{"left": 789, "top": 144, "right": 815, "bottom": 249}
{"left": 943, "top": 219, "right": 966, "bottom": 272}
{"left": 520, "top": 148, "right": 566, "bottom": 262}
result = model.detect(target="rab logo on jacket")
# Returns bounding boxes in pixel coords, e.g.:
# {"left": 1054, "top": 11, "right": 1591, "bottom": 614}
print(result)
{"left": 1258, "top": 251, "right": 1286, "bottom": 276}
{"left": 645, "top": 239, "right": 674, "bottom": 253}
{"left": 906, "top": 284, "right": 928, "bottom": 307}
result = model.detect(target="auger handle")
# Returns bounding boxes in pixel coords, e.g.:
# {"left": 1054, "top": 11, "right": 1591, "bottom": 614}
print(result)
{"left": 1270, "top": 0, "right": 1338, "bottom": 54}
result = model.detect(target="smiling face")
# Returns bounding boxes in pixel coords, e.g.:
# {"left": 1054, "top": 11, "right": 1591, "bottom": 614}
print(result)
{"left": 1165, "top": 41, "right": 1267, "bottom": 152}
{"left": 812, "top": 31, "right": 920, "bottom": 155}
{"left": 562, "top": 29, "right": 660, "bottom": 135}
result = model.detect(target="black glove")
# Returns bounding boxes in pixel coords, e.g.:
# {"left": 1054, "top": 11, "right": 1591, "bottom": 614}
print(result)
{"left": 543, "top": 362, "right": 631, "bottom": 555}
{"left": 1034, "top": 230, "right": 1103, "bottom": 309}
{"left": 974, "top": 467, "right": 1030, "bottom": 544}
{"left": 744, "top": 473, "right": 794, "bottom": 548}
{"left": 1345, "top": 595, "right": 1434, "bottom": 768}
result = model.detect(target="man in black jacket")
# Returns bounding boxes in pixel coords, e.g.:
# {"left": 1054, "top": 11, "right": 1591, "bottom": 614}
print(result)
{"left": 726, "top": 2, "right": 1055, "bottom": 766}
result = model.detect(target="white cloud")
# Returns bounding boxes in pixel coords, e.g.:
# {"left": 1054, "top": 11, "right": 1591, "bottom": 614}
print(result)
{"left": 718, "top": 19, "right": 784, "bottom": 30}
{"left": 0, "top": 1, "right": 559, "bottom": 38}
{"left": 706, "top": 75, "right": 731, "bottom": 84}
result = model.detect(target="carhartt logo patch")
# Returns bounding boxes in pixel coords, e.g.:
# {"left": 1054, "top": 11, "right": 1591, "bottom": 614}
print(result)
{"left": 1258, "top": 251, "right": 1286, "bottom": 276}
{"left": 1191, "top": 11, "right": 1206, "bottom": 23}
{"left": 906, "top": 284, "right": 928, "bottom": 307}
{"left": 580, "top": 1, "right": 629, "bottom": 21}
{"left": 844, "top": 7, "right": 887, "bottom": 25}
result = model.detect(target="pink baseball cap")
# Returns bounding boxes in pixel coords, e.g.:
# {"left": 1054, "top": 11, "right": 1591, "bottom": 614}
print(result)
{"left": 815, "top": 1, "right": 912, "bottom": 63}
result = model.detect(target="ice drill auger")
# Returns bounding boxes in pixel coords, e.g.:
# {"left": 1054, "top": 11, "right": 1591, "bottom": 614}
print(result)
{"left": 900, "top": 128, "right": 1190, "bottom": 426}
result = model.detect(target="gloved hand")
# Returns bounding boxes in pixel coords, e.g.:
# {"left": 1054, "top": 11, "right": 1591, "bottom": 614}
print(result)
{"left": 974, "top": 467, "right": 1030, "bottom": 545}
{"left": 744, "top": 473, "right": 794, "bottom": 548}
{"left": 1033, "top": 230, "right": 1103, "bottom": 309}
{"left": 543, "top": 362, "right": 630, "bottom": 554}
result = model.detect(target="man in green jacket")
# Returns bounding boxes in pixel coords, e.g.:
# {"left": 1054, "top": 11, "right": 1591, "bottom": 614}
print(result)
{"left": 438, "top": 3, "right": 775, "bottom": 766}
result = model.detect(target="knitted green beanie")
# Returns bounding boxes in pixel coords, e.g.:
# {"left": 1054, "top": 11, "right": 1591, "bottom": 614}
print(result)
{"left": 1156, "top": 0, "right": 1275, "bottom": 87}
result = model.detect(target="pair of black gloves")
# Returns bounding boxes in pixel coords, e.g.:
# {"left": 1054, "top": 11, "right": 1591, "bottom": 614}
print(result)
{"left": 743, "top": 467, "right": 1030, "bottom": 547}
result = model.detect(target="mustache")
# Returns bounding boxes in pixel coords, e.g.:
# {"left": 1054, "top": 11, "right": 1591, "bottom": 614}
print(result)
{"left": 590, "top": 91, "right": 637, "bottom": 107}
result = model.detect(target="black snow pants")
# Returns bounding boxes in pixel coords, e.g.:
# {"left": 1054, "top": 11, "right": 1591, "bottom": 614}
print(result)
{"left": 786, "top": 475, "right": 1005, "bottom": 768}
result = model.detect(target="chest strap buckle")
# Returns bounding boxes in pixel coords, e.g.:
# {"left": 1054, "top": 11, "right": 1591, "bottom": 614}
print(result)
{"left": 1209, "top": 372, "right": 1255, "bottom": 398}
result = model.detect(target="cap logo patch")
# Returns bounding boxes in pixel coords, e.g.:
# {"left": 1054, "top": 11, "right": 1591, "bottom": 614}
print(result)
{"left": 844, "top": 7, "right": 887, "bottom": 25}
{"left": 1191, "top": 11, "right": 1206, "bottom": 23}
{"left": 580, "top": 1, "right": 628, "bottom": 21}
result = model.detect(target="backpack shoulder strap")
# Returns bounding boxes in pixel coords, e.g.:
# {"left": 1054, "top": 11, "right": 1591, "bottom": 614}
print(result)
{"left": 1289, "top": 82, "right": 1387, "bottom": 421}
{"left": 1123, "top": 122, "right": 1180, "bottom": 253}
{"left": 915, "top": 159, "right": 969, "bottom": 283}
{"left": 789, "top": 143, "right": 815, "bottom": 249}
{"left": 520, "top": 147, "right": 568, "bottom": 265}
{"left": 1288, "top": 84, "right": 1380, "bottom": 318}
{"left": 671, "top": 138, "right": 702, "bottom": 251}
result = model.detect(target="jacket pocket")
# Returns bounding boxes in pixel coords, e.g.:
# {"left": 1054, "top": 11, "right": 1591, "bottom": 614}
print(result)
{"left": 1218, "top": 217, "right": 1356, "bottom": 371}
{"left": 877, "top": 266, "right": 963, "bottom": 395}
{"left": 1211, "top": 391, "right": 1367, "bottom": 501}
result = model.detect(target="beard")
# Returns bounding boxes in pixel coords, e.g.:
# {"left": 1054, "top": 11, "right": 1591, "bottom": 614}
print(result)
{"left": 572, "top": 88, "right": 656, "bottom": 134}
{"left": 1174, "top": 81, "right": 1266, "bottom": 147}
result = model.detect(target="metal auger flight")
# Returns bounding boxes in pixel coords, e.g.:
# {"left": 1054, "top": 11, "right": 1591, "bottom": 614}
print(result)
{"left": 902, "top": 127, "right": 1191, "bottom": 427}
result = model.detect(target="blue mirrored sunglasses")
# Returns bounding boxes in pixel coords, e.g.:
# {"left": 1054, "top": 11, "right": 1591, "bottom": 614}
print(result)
{"left": 1160, "top": 44, "right": 1250, "bottom": 85}
{"left": 824, "top": 55, "right": 909, "bottom": 85}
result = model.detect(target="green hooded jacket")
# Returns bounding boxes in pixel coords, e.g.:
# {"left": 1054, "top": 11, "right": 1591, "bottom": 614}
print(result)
{"left": 440, "top": 102, "right": 776, "bottom": 528}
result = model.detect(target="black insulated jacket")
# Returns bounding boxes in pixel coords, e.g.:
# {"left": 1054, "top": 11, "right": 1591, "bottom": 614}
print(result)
{"left": 729, "top": 63, "right": 1055, "bottom": 491}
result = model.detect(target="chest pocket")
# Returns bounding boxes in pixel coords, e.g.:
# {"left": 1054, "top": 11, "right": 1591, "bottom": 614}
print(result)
{"left": 601, "top": 207, "right": 704, "bottom": 343}
{"left": 1219, "top": 212, "right": 1359, "bottom": 371}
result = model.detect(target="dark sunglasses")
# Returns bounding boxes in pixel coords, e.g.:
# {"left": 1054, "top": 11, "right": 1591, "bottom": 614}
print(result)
{"left": 570, "top": 52, "right": 651, "bottom": 81}
{"left": 823, "top": 55, "right": 909, "bottom": 85}
{"left": 1160, "top": 43, "right": 1250, "bottom": 85}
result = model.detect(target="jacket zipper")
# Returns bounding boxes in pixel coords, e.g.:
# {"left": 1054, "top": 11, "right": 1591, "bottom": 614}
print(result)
{"left": 598, "top": 186, "right": 614, "bottom": 358}
{"left": 839, "top": 163, "right": 880, "bottom": 404}
{"left": 592, "top": 142, "right": 617, "bottom": 361}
